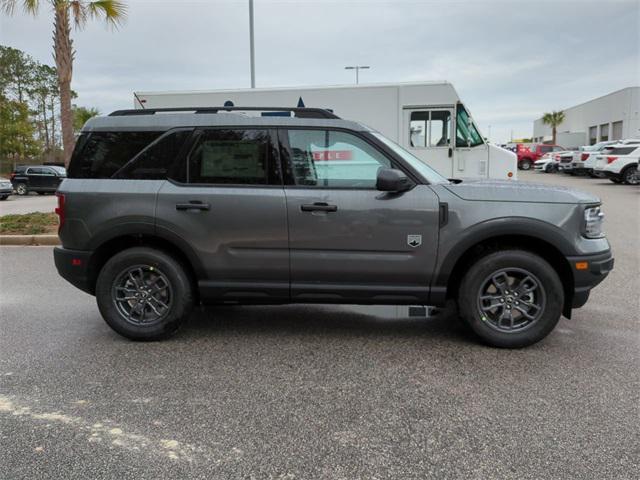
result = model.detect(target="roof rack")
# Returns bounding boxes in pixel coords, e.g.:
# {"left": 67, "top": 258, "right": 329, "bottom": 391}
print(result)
{"left": 109, "top": 106, "right": 340, "bottom": 119}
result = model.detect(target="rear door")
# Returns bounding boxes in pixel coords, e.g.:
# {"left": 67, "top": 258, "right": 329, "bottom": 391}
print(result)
{"left": 155, "top": 128, "right": 290, "bottom": 302}
{"left": 280, "top": 128, "right": 441, "bottom": 304}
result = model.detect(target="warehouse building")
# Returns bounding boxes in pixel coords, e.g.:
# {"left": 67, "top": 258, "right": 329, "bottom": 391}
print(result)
{"left": 532, "top": 86, "right": 639, "bottom": 148}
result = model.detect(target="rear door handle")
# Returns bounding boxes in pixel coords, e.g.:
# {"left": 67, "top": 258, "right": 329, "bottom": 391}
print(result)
{"left": 301, "top": 202, "right": 338, "bottom": 213}
{"left": 176, "top": 201, "right": 210, "bottom": 211}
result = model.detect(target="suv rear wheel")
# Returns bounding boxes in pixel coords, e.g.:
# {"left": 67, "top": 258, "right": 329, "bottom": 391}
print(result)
{"left": 621, "top": 166, "right": 639, "bottom": 185}
{"left": 96, "top": 247, "right": 193, "bottom": 340}
{"left": 457, "top": 250, "right": 564, "bottom": 348}
{"left": 15, "top": 183, "right": 28, "bottom": 195}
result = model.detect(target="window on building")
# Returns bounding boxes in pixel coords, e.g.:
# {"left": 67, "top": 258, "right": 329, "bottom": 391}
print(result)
{"left": 68, "top": 131, "right": 162, "bottom": 179}
{"left": 187, "top": 129, "right": 276, "bottom": 185}
{"left": 612, "top": 121, "right": 623, "bottom": 141}
{"left": 599, "top": 124, "right": 609, "bottom": 142}
{"left": 287, "top": 129, "right": 391, "bottom": 188}
{"left": 588, "top": 126, "right": 597, "bottom": 145}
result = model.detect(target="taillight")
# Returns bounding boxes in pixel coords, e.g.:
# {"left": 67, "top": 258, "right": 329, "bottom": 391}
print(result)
{"left": 9, "top": 172, "right": 16, "bottom": 181}
{"left": 581, "top": 153, "right": 589, "bottom": 161}
{"left": 607, "top": 156, "right": 617, "bottom": 164}
{"left": 55, "top": 193, "right": 65, "bottom": 230}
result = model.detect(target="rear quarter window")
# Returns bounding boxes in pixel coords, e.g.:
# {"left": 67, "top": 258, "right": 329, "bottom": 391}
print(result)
{"left": 68, "top": 131, "right": 162, "bottom": 179}
{"left": 609, "top": 146, "right": 637, "bottom": 155}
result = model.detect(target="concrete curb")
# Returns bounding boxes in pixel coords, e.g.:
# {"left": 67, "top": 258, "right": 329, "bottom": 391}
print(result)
{"left": 0, "top": 235, "right": 59, "bottom": 246}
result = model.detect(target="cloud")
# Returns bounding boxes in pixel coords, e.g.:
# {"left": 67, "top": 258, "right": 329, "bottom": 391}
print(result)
{"left": 1, "top": 0, "right": 638, "bottom": 142}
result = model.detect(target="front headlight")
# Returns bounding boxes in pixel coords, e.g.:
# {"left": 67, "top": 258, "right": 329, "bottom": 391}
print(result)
{"left": 583, "top": 206, "right": 605, "bottom": 238}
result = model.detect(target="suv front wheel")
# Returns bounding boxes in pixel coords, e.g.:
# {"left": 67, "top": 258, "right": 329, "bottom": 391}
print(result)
{"left": 96, "top": 247, "right": 194, "bottom": 340}
{"left": 457, "top": 250, "right": 564, "bottom": 348}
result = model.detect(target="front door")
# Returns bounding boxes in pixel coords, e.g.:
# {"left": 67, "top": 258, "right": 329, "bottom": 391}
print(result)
{"left": 155, "top": 128, "right": 289, "bottom": 302}
{"left": 281, "top": 128, "right": 441, "bottom": 304}
{"left": 403, "top": 107, "right": 455, "bottom": 178}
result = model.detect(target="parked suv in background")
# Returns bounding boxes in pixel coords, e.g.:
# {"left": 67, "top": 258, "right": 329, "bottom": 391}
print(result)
{"left": 571, "top": 141, "right": 617, "bottom": 176}
{"left": 10, "top": 165, "right": 66, "bottom": 195}
{"left": 517, "top": 144, "right": 566, "bottom": 170}
{"left": 54, "top": 107, "right": 613, "bottom": 348}
{"left": 593, "top": 144, "right": 640, "bottom": 184}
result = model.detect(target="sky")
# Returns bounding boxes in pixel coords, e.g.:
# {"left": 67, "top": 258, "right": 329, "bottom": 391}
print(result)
{"left": 1, "top": 0, "right": 639, "bottom": 143}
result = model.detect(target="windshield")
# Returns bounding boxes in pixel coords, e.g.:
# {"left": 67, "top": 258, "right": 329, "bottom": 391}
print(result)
{"left": 50, "top": 166, "right": 67, "bottom": 176}
{"left": 372, "top": 132, "right": 449, "bottom": 184}
{"left": 455, "top": 104, "right": 484, "bottom": 147}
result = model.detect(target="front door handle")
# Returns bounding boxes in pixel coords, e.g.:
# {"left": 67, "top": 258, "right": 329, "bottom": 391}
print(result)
{"left": 300, "top": 202, "right": 338, "bottom": 213}
{"left": 176, "top": 201, "right": 210, "bottom": 211}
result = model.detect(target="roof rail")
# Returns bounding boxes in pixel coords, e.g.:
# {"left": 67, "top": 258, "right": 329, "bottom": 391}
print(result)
{"left": 109, "top": 106, "right": 340, "bottom": 119}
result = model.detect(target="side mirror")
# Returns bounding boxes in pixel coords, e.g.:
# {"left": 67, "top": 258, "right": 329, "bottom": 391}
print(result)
{"left": 376, "top": 168, "right": 412, "bottom": 192}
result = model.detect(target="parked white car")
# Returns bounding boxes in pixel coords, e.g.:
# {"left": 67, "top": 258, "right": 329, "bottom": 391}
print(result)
{"left": 593, "top": 144, "right": 640, "bottom": 184}
{"left": 570, "top": 141, "right": 617, "bottom": 175}
{"left": 533, "top": 153, "right": 558, "bottom": 173}
{"left": 556, "top": 151, "right": 578, "bottom": 172}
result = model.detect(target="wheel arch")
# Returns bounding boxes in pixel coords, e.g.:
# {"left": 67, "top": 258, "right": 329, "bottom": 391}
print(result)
{"left": 86, "top": 232, "right": 204, "bottom": 299}
{"left": 434, "top": 225, "right": 576, "bottom": 318}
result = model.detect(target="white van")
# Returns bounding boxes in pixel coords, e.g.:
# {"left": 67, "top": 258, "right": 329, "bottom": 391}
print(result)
{"left": 134, "top": 82, "right": 517, "bottom": 180}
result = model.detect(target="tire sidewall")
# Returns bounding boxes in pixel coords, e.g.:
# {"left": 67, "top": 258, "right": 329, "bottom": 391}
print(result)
{"left": 96, "top": 247, "right": 193, "bottom": 340}
{"left": 458, "top": 250, "right": 564, "bottom": 348}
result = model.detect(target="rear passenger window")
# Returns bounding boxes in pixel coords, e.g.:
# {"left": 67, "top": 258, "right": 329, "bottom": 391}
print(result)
{"left": 114, "top": 129, "right": 191, "bottom": 180}
{"left": 68, "top": 131, "right": 161, "bottom": 179}
{"left": 187, "top": 129, "right": 277, "bottom": 185}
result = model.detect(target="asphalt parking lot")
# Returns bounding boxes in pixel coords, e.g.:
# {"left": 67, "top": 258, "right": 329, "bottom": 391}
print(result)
{"left": 0, "top": 171, "right": 638, "bottom": 479}
{"left": 0, "top": 193, "right": 57, "bottom": 215}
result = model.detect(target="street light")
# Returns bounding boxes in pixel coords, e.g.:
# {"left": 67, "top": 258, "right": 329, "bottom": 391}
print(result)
{"left": 249, "top": 0, "right": 255, "bottom": 88}
{"left": 345, "top": 65, "right": 370, "bottom": 85}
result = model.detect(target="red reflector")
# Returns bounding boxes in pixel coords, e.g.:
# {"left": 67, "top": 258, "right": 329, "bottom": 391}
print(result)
{"left": 607, "top": 156, "right": 617, "bottom": 164}
{"left": 581, "top": 153, "right": 589, "bottom": 161}
{"left": 55, "top": 193, "right": 65, "bottom": 230}
{"left": 71, "top": 258, "right": 82, "bottom": 266}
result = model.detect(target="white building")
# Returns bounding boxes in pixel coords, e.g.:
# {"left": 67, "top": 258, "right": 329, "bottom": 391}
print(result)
{"left": 532, "top": 87, "right": 639, "bottom": 148}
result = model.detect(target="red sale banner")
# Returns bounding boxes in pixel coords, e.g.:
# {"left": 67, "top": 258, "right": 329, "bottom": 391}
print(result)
{"left": 312, "top": 150, "right": 353, "bottom": 161}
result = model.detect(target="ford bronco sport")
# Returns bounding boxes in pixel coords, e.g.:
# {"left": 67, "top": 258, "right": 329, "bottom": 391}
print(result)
{"left": 54, "top": 107, "right": 613, "bottom": 348}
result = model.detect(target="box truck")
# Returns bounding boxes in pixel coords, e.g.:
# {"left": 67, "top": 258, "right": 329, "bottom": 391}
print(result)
{"left": 134, "top": 81, "right": 517, "bottom": 180}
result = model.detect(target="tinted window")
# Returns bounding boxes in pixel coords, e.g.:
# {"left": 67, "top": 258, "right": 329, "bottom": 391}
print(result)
{"left": 287, "top": 129, "right": 391, "bottom": 188}
{"left": 115, "top": 129, "right": 191, "bottom": 180}
{"left": 68, "top": 131, "right": 161, "bottom": 179}
{"left": 609, "top": 146, "right": 637, "bottom": 155}
{"left": 27, "top": 167, "right": 44, "bottom": 174}
{"left": 538, "top": 145, "right": 552, "bottom": 153}
{"left": 188, "top": 129, "right": 276, "bottom": 185}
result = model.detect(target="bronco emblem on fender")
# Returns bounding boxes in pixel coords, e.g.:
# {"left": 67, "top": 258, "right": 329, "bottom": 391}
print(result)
{"left": 407, "top": 235, "right": 422, "bottom": 248}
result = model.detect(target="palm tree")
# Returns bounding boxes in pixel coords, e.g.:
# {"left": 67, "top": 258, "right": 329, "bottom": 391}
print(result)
{"left": 542, "top": 110, "right": 566, "bottom": 145}
{"left": 1, "top": 0, "right": 126, "bottom": 166}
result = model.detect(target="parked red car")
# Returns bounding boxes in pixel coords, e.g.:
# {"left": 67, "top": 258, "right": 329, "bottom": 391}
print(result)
{"left": 516, "top": 144, "right": 566, "bottom": 170}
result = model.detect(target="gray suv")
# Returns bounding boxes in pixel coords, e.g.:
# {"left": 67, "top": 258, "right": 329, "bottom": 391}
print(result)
{"left": 53, "top": 107, "right": 613, "bottom": 348}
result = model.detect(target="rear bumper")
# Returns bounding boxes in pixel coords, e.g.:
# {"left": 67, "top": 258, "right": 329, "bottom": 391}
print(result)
{"left": 53, "top": 247, "right": 93, "bottom": 295}
{"left": 566, "top": 250, "right": 614, "bottom": 309}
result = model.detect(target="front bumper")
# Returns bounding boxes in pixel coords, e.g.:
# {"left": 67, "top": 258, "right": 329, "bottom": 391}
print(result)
{"left": 53, "top": 247, "right": 93, "bottom": 294}
{"left": 566, "top": 249, "right": 614, "bottom": 310}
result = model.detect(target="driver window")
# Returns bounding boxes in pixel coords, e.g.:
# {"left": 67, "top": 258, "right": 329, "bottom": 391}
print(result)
{"left": 287, "top": 129, "right": 391, "bottom": 188}
{"left": 409, "top": 110, "right": 451, "bottom": 148}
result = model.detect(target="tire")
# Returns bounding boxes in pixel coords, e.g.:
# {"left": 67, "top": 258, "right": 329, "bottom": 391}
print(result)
{"left": 15, "top": 183, "right": 28, "bottom": 195}
{"left": 621, "top": 166, "right": 639, "bottom": 185}
{"left": 0, "top": 195, "right": 8, "bottom": 200}
{"left": 457, "top": 250, "right": 564, "bottom": 348}
{"left": 96, "top": 247, "right": 194, "bottom": 340}
{"left": 520, "top": 159, "right": 532, "bottom": 171}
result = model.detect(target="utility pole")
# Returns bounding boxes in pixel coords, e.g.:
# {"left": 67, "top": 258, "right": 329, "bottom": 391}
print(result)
{"left": 345, "top": 65, "right": 370, "bottom": 84}
{"left": 249, "top": 0, "right": 255, "bottom": 88}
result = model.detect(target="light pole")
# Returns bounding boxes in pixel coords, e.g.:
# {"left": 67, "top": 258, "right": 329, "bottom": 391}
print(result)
{"left": 249, "top": 0, "right": 255, "bottom": 88}
{"left": 345, "top": 65, "right": 370, "bottom": 84}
